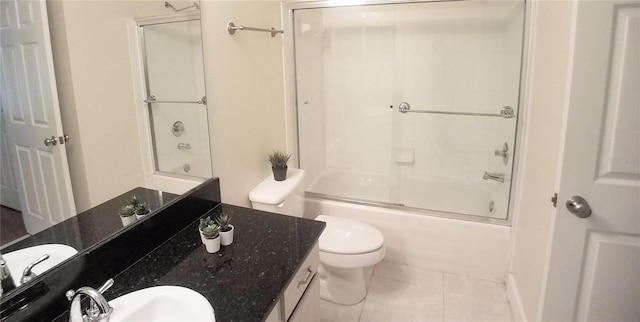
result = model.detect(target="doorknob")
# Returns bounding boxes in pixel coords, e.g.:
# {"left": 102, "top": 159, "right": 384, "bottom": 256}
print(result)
{"left": 566, "top": 196, "right": 592, "bottom": 218}
{"left": 44, "top": 136, "right": 57, "bottom": 146}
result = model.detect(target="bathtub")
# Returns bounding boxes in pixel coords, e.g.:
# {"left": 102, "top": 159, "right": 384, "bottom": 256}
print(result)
{"left": 306, "top": 170, "right": 506, "bottom": 219}
{"left": 144, "top": 157, "right": 211, "bottom": 195}
{"left": 304, "top": 170, "right": 511, "bottom": 280}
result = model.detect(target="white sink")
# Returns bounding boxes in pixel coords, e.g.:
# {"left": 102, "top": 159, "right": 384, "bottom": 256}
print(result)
{"left": 108, "top": 286, "right": 215, "bottom": 322}
{"left": 3, "top": 244, "right": 78, "bottom": 287}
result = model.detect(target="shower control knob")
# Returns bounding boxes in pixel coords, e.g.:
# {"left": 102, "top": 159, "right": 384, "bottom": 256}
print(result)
{"left": 566, "top": 196, "right": 592, "bottom": 218}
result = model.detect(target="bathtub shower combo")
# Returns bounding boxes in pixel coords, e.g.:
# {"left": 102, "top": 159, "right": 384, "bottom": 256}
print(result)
{"left": 137, "top": 14, "right": 212, "bottom": 183}
{"left": 292, "top": 0, "right": 525, "bottom": 224}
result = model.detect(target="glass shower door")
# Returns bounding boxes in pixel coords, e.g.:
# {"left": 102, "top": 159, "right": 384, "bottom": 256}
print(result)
{"left": 141, "top": 19, "right": 211, "bottom": 178}
{"left": 389, "top": 0, "right": 525, "bottom": 220}
{"left": 295, "top": 5, "right": 397, "bottom": 205}
{"left": 293, "top": 0, "right": 525, "bottom": 221}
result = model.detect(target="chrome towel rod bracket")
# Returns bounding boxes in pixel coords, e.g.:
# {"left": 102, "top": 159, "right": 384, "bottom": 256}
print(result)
{"left": 144, "top": 95, "right": 207, "bottom": 105}
{"left": 398, "top": 102, "right": 514, "bottom": 119}
{"left": 227, "top": 22, "right": 284, "bottom": 37}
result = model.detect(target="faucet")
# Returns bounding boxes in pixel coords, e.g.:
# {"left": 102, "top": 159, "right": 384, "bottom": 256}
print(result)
{"left": 66, "top": 279, "right": 114, "bottom": 322}
{"left": 0, "top": 257, "right": 16, "bottom": 294}
{"left": 483, "top": 172, "right": 505, "bottom": 183}
{"left": 20, "top": 254, "right": 50, "bottom": 284}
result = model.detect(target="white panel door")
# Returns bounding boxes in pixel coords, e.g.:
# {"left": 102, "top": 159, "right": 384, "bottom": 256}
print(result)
{"left": 542, "top": 0, "right": 640, "bottom": 321}
{"left": 0, "top": 0, "right": 76, "bottom": 233}
{"left": 1, "top": 105, "right": 21, "bottom": 210}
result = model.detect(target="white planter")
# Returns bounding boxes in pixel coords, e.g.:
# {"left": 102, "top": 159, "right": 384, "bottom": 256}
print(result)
{"left": 135, "top": 210, "right": 151, "bottom": 220}
{"left": 203, "top": 236, "right": 221, "bottom": 253}
{"left": 120, "top": 215, "right": 136, "bottom": 226}
{"left": 220, "top": 225, "right": 234, "bottom": 246}
{"left": 198, "top": 229, "right": 206, "bottom": 244}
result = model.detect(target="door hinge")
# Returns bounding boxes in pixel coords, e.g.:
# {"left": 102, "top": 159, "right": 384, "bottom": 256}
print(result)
{"left": 551, "top": 192, "right": 558, "bottom": 208}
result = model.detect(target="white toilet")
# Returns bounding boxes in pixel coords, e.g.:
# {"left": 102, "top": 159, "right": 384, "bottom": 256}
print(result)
{"left": 249, "top": 169, "right": 386, "bottom": 305}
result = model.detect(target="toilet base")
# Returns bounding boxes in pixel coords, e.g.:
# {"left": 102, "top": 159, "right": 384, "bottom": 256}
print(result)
{"left": 318, "top": 263, "right": 367, "bottom": 305}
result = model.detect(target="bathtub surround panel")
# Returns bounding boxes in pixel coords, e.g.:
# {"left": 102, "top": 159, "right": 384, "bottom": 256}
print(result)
{"left": 0, "top": 179, "right": 221, "bottom": 321}
{"left": 294, "top": 0, "right": 525, "bottom": 220}
{"left": 306, "top": 198, "right": 510, "bottom": 280}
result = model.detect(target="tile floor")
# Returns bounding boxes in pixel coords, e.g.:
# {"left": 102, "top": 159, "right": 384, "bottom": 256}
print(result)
{"left": 320, "top": 261, "right": 513, "bottom": 322}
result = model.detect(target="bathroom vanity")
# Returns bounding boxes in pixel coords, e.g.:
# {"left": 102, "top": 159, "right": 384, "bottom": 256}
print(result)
{"left": 0, "top": 179, "right": 325, "bottom": 322}
{"left": 93, "top": 204, "right": 324, "bottom": 322}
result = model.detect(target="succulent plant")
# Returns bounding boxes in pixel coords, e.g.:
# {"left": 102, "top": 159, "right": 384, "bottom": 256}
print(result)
{"left": 199, "top": 216, "right": 220, "bottom": 239}
{"left": 267, "top": 150, "right": 291, "bottom": 169}
{"left": 118, "top": 204, "right": 135, "bottom": 217}
{"left": 125, "top": 195, "right": 150, "bottom": 216}
{"left": 216, "top": 212, "right": 233, "bottom": 232}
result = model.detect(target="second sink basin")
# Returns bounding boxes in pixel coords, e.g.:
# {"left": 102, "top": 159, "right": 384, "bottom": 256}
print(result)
{"left": 4, "top": 244, "right": 78, "bottom": 287}
{"left": 108, "top": 286, "right": 215, "bottom": 322}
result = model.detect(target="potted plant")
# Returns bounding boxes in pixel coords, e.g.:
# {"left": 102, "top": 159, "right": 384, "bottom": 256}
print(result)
{"left": 126, "top": 195, "right": 151, "bottom": 219}
{"left": 118, "top": 204, "right": 137, "bottom": 226}
{"left": 199, "top": 216, "right": 221, "bottom": 253}
{"left": 216, "top": 212, "right": 234, "bottom": 246}
{"left": 268, "top": 150, "right": 291, "bottom": 181}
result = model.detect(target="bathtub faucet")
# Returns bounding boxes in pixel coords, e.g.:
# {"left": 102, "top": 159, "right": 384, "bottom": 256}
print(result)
{"left": 483, "top": 172, "right": 505, "bottom": 183}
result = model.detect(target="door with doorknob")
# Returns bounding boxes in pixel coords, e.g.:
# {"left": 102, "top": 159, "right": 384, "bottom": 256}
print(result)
{"left": 0, "top": 0, "right": 76, "bottom": 234}
{"left": 541, "top": 0, "right": 640, "bottom": 320}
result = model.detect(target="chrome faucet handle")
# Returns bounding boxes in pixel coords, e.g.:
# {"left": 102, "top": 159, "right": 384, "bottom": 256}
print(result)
{"left": 20, "top": 254, "right": 50, "bottom": 284}
{"left": 67, "top": 279, "right": 114, "bottom": 322}
{"left": 66, "top": 279, "right": 114, "bottom": 300}
{"left": 493, "top": 142, "right": 509, "bottom": 165}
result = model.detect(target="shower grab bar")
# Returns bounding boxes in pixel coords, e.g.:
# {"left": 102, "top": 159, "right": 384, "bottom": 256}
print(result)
{"left": 398, "top": 102, "right": 514, "bottom": 119}
{"left": 227, "top": 22, "right": 284, "bottom": 37}
{"left": 144, "top": 95, "right": 207, "bottom": 105}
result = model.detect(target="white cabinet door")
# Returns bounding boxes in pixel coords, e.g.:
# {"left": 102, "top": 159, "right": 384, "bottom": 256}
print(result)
{"left": 541, "top": 0, "right": 640, "bottom": 321}
{"left": 289, "top": 276, "right": 320, "bottom": 322}
{"left": 0, "top": 0, "right": 76, "bottom": 233}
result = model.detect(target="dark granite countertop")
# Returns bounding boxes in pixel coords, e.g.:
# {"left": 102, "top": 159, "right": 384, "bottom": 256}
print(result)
{"left": 1, "top": 187, "right": 179, "bottom": 254}
{"left": 97, "top": 204, "right": 325, "bottom": 322}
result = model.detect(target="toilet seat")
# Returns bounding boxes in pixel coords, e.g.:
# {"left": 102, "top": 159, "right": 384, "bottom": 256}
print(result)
{"left": 316, "top": 215, "right": 384, "bottom": 254}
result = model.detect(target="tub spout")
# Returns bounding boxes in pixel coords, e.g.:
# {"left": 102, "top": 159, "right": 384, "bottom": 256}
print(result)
{"left": 483, "top": 172, "right": 505, "bottom": 183}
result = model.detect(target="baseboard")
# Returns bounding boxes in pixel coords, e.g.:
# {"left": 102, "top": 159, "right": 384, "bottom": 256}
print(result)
{"left": 507, "top": 273, "right": 527, "bottom": 322}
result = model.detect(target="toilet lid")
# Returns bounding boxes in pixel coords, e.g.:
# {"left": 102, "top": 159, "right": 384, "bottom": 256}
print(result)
{"left": 316, "top": 215, "right": 384, "bottom": 254}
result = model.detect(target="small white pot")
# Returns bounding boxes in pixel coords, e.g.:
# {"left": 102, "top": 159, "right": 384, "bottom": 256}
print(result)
{"left": 135, "top": 210, "right": 151, "bottom": 220}
{"left": 198, "top": 229, "right": 206, "bottom": 244}
{"left": 220, "top": 225, "right": 234, "bottom": 246}
{"left": 203, "top": 235, "right": 221, "bottom": 253}
{"left": 120, "top": 215, "right": 136, "bottom": 226}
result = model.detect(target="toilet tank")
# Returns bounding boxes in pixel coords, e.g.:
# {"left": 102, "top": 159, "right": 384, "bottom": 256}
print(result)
{"left": 249, "top": 168, "right": 305, "bottom": 217}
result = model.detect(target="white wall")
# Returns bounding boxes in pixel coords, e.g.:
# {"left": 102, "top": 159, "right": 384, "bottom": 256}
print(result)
{"left": 200, "top": 0, "right": 287, "bottom": 207}
{"left": 48, "top": 1, "right": 171, "bottom": 212}
{"left": 508, "top": 1, "right": 574, "bottom": 320}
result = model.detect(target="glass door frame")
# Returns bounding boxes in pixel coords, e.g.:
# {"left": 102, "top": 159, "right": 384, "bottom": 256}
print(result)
{"left": 136, "top": 12, "right": 210, "bottom": 179}
{"left": 283, "top": 0, "right": 532, "bottom": 226}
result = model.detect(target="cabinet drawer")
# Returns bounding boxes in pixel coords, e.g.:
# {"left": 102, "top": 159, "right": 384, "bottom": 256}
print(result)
{"left": 282, "top": 242, "right": 319, "bottom": 321}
